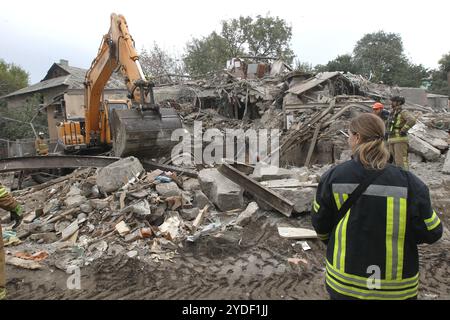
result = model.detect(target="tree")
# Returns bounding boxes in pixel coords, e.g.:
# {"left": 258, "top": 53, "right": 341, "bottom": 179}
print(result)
{"left": 139, "top": 43, "right": 185, "bottom": 84}
{"left": 244, "top": 15, "right": 294, "bottom": 62}
{"left": 293, "top": 59, "right": 314, "bottom": 73}
{"left": 321, "top": 54, "right": 358, "bottom": 74}
{"left": 0, "top": 59, "right": 29, "bottom": 97}
{"left": 353, "top": 31, "right": 408, "bottom": 85}
{"left": 221, "top": 16, "right": 251, "bottom": 57}
{"left": 0, "top": 94, "right": 48, "bottom": 140}
{"left": 393, "top": 62, "right": 429, "bottom": 88}
{"left": 184, "top": 32, "right": 232, "bottom": 76}
{"left": 183, "top": 15, "right": 294, "bottom": 76}
{"left": 430, "top": 52, "right": 450, "bottom": 95}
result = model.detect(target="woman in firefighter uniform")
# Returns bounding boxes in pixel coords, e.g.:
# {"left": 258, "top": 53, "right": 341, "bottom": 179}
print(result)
{"left": 0, "top": 184, "right": 22, "bottom": 300}
{"left": 311, "top": 113, "right": 442, "bottom": 300}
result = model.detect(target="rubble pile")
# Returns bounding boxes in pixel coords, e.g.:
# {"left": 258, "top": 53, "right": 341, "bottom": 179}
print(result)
{"left": 2, "top": 66, "right": 449, "bottom": 279}
{"left": 1, "top": 155, "right": 335, "bottom": 270}
{"left": 164, "top": 68, "right": 449, "bottom": 168}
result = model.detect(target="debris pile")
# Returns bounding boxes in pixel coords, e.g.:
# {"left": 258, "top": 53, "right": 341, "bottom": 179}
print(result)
{"left": 2, "top": 67, "right": 449, "bottom": 281}
{"left": 0, "top": 156, "right": 325, "bottom": 271}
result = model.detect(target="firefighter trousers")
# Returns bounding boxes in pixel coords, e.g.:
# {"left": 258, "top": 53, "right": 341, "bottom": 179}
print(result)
{"left": 389, "top": 141, "right": 409, "bottom": 170}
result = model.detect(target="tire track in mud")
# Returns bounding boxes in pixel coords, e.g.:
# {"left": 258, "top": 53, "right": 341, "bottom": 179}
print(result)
{"left": 6, "top": 211, "right": 447, "bottom": 300}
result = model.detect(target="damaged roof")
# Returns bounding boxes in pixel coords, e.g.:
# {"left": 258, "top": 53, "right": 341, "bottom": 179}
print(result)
{"left": 287, "top": 71, "right": 341, "bottom": 95}
{"left": 2, "top": 62, "right": 127, "bottom": 99}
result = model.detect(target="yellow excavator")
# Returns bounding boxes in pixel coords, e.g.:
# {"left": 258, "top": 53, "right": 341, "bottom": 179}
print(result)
{"left": 57, "top": 13, "right": 182, "bottom": 157}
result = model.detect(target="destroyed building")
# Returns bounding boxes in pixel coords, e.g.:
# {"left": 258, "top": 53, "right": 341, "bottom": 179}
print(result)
{"left": 1, "top": 62, "right": 449, "bottom": 300}
{"left": 1, "top": 60, "right": 128, "bottom": 143}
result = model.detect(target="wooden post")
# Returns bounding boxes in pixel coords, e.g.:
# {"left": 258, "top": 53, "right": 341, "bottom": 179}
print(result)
{"left": 304, "top": 124, "right": 321, "bottom": 168}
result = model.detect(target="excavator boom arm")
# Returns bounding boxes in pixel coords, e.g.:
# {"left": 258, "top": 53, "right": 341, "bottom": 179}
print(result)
{"left": 84, "top": 13, "right": 148, "bottom": 144}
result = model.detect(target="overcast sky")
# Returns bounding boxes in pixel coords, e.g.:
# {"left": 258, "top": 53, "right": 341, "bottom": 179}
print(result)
{"left": 1, "top": 0, "right": 449, "bottom": 84}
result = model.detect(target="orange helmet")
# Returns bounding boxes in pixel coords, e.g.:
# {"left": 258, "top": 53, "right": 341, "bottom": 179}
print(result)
{"left": 372, "top": 102, "right": 384, "bottom": 110}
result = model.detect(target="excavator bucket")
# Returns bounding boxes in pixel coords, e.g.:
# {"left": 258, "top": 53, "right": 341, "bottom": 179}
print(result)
{"left": 110, "top": 108, "right": 183, "bottom": 158}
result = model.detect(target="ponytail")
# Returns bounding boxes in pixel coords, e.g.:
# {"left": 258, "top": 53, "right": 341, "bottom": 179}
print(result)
{"left": 350, "top": 114, "right": 390, "bottom": 170}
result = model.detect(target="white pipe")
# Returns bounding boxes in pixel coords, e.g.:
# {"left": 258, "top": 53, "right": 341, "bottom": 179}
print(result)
{"left": 135, "top": 60, "right": 146, "bottom": 80}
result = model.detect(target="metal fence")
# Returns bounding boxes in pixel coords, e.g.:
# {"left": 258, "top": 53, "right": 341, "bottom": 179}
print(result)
{"left": 0, "top": 138, "right": 60, "bottom": 158}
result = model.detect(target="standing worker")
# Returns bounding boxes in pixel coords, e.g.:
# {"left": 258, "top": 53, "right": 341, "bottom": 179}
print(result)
{"left": 0, "top": 183, "right": 23, "bottom": 300}
{"left": 386, "top": 96, "right": 416, "bottom": 169}
{"left": 311, "top": 113, "right": 442, "bottom": 300}
{"left": 35, "top": 132, "right": 49, "bottom": 156}
{"left": 372, "top": 102, "right": 389, "bottom": 121}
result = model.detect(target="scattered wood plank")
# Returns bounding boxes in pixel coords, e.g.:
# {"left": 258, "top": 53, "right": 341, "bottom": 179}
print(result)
{"left": 115, "top": 221, "right": 131, "bottom": 236}
{"left": 141, "top": 160, "right": 198, "bottom": 178}
{"left": 260, "top": 179, "right": 318, "bottom": 189}
{"left": 278, "top": 226, "right": 317, "bottom": 239}
{"left": 305, "top": 124, "right": 321, "bottom": 168}
{"left": 61, "top": 220, "right": 79, "bottom": 241}
{"left": 23, "top": 212, "right": 37, "bottom": 224}
{"left": 218, "top": 163, "right": 293, "bottom": 217}
{"left": 119, "top": 192, "right": 126, "bottom": 210}
{"left": 6, "top": 256, "right": 42, "bottom": 270}
{"left": 46, "top": 208, "right": 78, "bottom": 224}
{"left": 192, "top": 205, "right": 209, "bottom": 232}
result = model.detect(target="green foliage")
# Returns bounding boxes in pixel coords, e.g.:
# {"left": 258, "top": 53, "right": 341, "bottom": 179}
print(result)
{"left": 315, "top": 31, "right": 430, "bottom": 88}
{"left": 393, "top": 62, "right": 429, "bottom": 87}
{"left": 244, "top": 15, "right": 293, "bottom": 62}
{"left": 0, "top": 94, "right": 48, "bottom": 140}
{"left": 321, "top": 54, "right": 358, "bottom": 74}
{"left": 0, "top": 59, "right": 29, "bottom": 96}
{"left": 353, "top": 31, "right": 408, "bottom": 84}
{"left": 184, "top": 32, "right": 232, "bottom": 76}
{"left": 429, "top": 52, "right": 450, "bottom": 95}
{"left": 184, "top": 15, "right": 294, "bottom": 76}
{"left": 221, "top": 16, "right": 251, "bottom": 57}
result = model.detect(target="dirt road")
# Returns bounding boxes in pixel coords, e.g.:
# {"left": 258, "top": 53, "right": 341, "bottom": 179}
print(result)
{"left": 5, "top": 209, "right": 449, "bottom": 300}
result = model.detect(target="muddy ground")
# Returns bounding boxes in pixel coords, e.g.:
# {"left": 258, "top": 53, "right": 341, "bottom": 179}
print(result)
{"left": 5, "top": 208, "right": 449, "bottom": 300}
{"left": 3, "top": 163, "right": 449, "bottom": 300}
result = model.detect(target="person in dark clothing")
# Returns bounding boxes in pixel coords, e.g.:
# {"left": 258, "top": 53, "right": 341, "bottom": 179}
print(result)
{"left": 311, "top": 113, "right": 443, "bottom": 300}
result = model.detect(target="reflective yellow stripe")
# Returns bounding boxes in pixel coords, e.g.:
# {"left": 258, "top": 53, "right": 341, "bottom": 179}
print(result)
{"left": 424, "top": 211, "right": 441, "bottom": 231}
{"left": 388, "top": 136, "right": 408, "bottom": 143}
{"left": 332, "top": 193, "right": 350, "bottom": 272}
{"left": 0, "top": 187, "right": 8, "bottom": 198}
{"left": 427, "top": 219, "right": 441, "bottom": 231}
{"left": 424, "top": 211, "right": 437, "bottom": 224}
{"left": 313, "top": 200, "right": 320, "bottom": 212}
{"left": 326, "top": 262, "right": 418, "bottom": 290}
{"left": 326, "top": 260, "right": 418, "bottom": 286}
{"left": 340, "top": 194, "right": 350, "bottom": 272}
{"left": 397, "top": 198, "right": 407, "bottom": 280}
{"left": 333, "top": 193, "right": 342, "bottom": 267}
{"left": 326, "top": 273, "right": 418, "bottom": 300}
{"left": 0, "top": 288, "right": 6, "bottom": 300}
{"left": 386, "top": 197, "right": 394, "bottom": 280}
{"left": 317, "top": 233, "right": 329, "bottom": 240}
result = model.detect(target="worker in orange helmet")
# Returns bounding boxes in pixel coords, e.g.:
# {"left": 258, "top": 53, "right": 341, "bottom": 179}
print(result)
{"left": 372, "top": 102, "right": 390, "bottom": 121}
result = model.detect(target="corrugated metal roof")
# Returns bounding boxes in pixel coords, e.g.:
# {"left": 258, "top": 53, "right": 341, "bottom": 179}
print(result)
{"left": 3, "top": 63, "right": 127, "bottom": 98}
